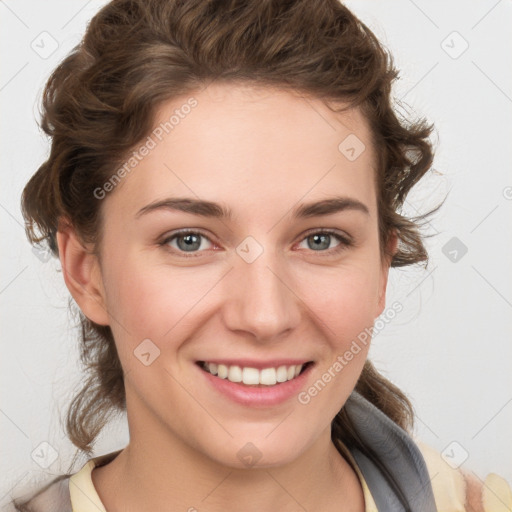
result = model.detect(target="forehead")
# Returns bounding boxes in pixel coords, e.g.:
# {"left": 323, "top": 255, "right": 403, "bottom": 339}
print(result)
{"left": 104, "top": 82, "right": 377, "bottom": 223}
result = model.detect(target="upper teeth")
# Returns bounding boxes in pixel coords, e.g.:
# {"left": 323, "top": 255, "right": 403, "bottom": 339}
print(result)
{"left": 203, "top": 362, "right": 304, "bottom": 386}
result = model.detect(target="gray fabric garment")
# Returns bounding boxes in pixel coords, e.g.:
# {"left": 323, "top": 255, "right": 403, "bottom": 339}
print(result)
{"left": 12, "top": 476, "right": 72, "bottom": 512}
{"left": 13, "top": 390, "right": 438, "bottom": 511}
{"left": 343, "top": 390, "right": 437, "bottom": 511}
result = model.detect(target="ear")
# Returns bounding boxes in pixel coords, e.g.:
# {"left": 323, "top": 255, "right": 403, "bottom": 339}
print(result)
{"left": 56, "top": 219, "right": 110, "bottom": 326}
{"left": 375, "top": 229, "right": 398, "bottom": 318}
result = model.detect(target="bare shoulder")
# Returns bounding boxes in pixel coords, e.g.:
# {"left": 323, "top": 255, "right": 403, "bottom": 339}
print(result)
{"left": 414, "top": 439, "right": 512, "bottom": 512}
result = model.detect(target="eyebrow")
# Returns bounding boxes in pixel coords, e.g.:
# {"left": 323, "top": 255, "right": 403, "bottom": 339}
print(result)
{"left": 135, "top": 196, "right": 369, "bottom": 220}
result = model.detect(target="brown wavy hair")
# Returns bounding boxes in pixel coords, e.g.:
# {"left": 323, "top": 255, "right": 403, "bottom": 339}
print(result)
{"left": 16, "top": 0, "right": 437, "bottom": 504}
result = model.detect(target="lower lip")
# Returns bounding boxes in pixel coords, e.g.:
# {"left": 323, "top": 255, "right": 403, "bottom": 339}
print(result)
{"left": 196, "top": 363, "right": 314, "bottom": 407}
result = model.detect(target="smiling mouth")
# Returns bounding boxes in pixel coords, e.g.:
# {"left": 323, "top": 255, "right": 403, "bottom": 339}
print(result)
{"left": 196, "top": 361, "right": 314, "bottom": 387}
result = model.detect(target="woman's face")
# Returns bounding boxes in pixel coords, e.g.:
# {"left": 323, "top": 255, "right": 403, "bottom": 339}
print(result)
{"left": 87, "top": 83, "right": 393, "bottom": 467}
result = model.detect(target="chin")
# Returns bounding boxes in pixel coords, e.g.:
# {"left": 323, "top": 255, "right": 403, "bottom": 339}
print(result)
{"left": 202, "top": 429, "right": 315, "bottom": 470}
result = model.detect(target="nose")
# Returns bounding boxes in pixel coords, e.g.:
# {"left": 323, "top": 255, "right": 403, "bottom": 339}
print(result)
{"left": 221, "top": 248, "right": 301, "bottom": 342}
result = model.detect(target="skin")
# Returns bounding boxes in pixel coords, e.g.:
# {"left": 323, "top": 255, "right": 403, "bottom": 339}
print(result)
{"left": 57, "top": 82, "right": 397, "bottom": 512}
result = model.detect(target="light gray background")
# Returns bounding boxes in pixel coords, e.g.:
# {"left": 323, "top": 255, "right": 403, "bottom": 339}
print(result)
{"left": 1, "top": 0, "right": 511, "bottom": 507}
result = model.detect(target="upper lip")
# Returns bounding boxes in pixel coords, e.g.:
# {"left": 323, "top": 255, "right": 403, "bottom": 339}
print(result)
{"left": 197, "top": 359, "right": 313, "bottom": 370}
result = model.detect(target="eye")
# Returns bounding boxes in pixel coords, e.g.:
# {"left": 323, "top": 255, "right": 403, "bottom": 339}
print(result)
{"left": 159, "top": 228, "right": 352, "bottom": 257}
{"left": 159, "top": 229, "right": 215, "bottom": 255}
{"left": 296, "top": 229, "right": 352, "bottom": 255}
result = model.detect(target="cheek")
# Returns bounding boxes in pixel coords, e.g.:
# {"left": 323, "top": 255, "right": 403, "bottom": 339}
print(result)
{"left": 294, "top": 260, "right": 382, "bottom": 340}
{"left": 292, "top": 267, "right": 379, "bottom": 415}
{"left": 102, "top": 257, "right": 221, "bottom": 353}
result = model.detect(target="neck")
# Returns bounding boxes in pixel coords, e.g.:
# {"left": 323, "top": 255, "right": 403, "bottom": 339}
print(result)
{"left": 92, "top": 393, "right": 364, "bottom": 512}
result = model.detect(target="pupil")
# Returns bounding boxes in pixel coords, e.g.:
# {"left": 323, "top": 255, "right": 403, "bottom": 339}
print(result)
{"left": 179, "top": 234, "right": 200, "bottom": 251}
{"left": 310, "top": 234, "right": 329, "bottom": 251}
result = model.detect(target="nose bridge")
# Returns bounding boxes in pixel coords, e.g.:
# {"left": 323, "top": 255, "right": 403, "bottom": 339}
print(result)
{"left": 223, "top": 236, "right": 301, "bottom": 339}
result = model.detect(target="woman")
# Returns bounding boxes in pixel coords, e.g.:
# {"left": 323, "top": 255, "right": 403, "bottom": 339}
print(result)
{"left": 12, "top": 0, "right": 511, "bottom": 510}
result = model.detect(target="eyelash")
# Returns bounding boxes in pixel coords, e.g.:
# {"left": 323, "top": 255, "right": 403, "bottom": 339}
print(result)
{"left": 158, "top": 228, "right": 353, "bottom": 258}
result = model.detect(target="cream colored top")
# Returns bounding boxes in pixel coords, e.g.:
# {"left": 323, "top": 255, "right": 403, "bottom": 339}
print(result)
{"left": 68, "top": 440, "right": 512, "bottom": 512}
